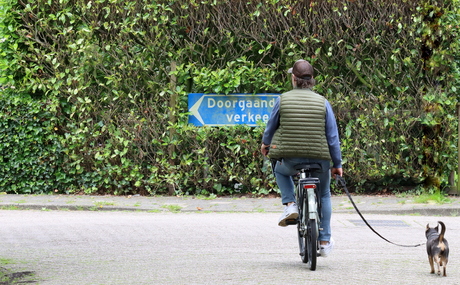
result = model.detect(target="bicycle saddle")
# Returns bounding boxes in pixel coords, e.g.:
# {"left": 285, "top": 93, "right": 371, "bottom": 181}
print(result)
{"left": 293, "top": 163, "right": 322, "bottom": 171}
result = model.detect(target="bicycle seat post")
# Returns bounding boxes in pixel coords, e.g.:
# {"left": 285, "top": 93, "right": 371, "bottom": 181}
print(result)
{"left": 300, "top": 169, "right": 307, "bottom": 179}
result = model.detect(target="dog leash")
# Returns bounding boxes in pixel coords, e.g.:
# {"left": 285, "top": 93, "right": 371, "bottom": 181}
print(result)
{"left": 335, "top": 176, "right": 425, "bottom": 248}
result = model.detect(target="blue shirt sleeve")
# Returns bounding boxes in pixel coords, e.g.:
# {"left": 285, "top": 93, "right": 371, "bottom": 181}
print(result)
{"left": 262, "top": 97, "right": 280, "bottom": 145}
{"left": 325, "top": 100, "right": 342, "bottom": 168}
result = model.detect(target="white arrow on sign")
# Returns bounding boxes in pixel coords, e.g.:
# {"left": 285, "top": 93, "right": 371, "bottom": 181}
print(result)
{"left": 190, "top": 95, "right": 206, "bottom": 125}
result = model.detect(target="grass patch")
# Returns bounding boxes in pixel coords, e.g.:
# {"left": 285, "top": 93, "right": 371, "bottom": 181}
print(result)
{"left": 161, "top": 204, "right": 183, "bottom": 212}
{"left": 0, "top": 258, "right": 14, "bottom": 265}
{"left": 93, "top": 201, "right": 116, "bottom": 207}
{"left": 0, "top": 206, "right": 20, "bottom": 210}
{"left": 414, "top": 192, "right": 452, "bottom": 204}
{"left": 0, "top": 258, "right": 36, "bottom": 284}
{"left": 0, "top": 269, "right": 35, "bottom": 284}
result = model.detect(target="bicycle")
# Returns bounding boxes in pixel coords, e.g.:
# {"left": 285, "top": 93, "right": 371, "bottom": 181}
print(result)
{"left": 284, "top": 162, "right": 322, "bottom": 271}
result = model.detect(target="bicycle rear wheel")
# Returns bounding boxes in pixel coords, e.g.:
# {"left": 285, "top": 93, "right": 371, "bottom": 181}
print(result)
{"left": 306, "top": 218, "right": 317, "bottom": 270}
{"left": 296, "top": 191, "right": 308, "bottom": 263}
{"left": 298, "top": 218, "right": 318, "bottom": 270}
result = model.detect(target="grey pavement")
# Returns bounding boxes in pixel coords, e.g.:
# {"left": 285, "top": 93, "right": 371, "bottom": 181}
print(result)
{"left": 1, "top": 192, "right": 460, "bottom": 216}
{"left": 1, "top": 193, "right": 460, "bottom": 285}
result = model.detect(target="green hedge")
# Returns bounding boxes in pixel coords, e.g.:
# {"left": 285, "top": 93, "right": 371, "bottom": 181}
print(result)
{"left": 0, "top": 0, "right": 459, "bottom": 195}
{"left": 0, "top": 91, "right": 66, "bottom": 193}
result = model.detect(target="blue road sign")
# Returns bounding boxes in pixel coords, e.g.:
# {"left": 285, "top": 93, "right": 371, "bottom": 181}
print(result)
{"left": 188, "top": 93, "right": 280, "bottom": 126}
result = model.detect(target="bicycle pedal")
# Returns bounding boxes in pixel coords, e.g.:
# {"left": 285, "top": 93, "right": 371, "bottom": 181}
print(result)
{"left": 319, "top": 227, "right": 323, "bottom": 231}
{"left": 285, "top": 218, "right": 298, "bottom": 225}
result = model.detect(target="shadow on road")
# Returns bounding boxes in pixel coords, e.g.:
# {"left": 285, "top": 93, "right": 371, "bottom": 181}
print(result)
{"left": 0, "top": 268, "right": 36, "bottom": 284}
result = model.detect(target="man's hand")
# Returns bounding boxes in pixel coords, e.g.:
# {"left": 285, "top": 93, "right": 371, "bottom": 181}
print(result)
{"left": 260, "top": 143, "right": 270, "bottom": 156}
{"left": 331, "top": 167, "right": 343, "bottom": 179}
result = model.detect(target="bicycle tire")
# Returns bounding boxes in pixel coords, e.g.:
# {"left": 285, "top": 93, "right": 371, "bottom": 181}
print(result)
{"left": 306, "top": 218, "right": 317, "bottom": 270}
{"left": 297, "top": 196, "right": 307, "bottom": 264}
{"left": 297, "top": 218, "right": 318, "bottom": 270}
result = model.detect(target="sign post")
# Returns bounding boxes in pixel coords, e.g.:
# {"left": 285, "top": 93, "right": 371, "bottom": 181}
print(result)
{"left": 456, "top": 103, "right": 460, "bottom": 194}
{"left": 188, "top": 93, "right": 280, "bottom": 126}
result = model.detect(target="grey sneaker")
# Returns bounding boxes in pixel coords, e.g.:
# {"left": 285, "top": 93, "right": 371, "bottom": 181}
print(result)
{"left": 278, "top": 203, "right": 299, "bottom": 227}
{"left": 320, "top": 237, "right": 335, "bottom": 257}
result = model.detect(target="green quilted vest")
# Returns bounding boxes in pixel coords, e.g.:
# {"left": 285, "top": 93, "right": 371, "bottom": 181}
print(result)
{"left": 269, "top": 89, "right": 331, "bottom": 160}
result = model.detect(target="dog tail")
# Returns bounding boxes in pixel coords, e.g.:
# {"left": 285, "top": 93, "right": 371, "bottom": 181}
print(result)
{"left": 438, "top": 221, "right": 446, "bottom": 241}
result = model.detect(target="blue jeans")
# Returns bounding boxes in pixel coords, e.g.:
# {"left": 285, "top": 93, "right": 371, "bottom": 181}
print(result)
{"left": 274, "top": 157, "right": 332, "bottom": 242}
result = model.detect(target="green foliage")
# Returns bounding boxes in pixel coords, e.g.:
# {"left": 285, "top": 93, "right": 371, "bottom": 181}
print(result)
{"left": 185, "top": 57, "right": 284, "bottom": 94}
{"left": 0, "top": 90, "right": 64, "bottom": 193}
{"left": 0, "top": 0, "right": 458, "bottom": 195}
{"left": 414, "top": 187, "right": 452, "bottom": 204}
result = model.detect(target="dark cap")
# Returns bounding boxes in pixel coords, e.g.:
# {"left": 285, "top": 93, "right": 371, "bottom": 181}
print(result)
{"left": 288, "top": 60, "right": 313, "bottom": 80}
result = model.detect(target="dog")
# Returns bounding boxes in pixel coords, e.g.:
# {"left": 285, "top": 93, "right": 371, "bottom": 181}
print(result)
{"left": 425, "top": 221, "right": 449, "bottom": 277}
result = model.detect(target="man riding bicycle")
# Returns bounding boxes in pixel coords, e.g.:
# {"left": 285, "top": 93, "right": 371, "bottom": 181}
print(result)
{"left": 260, "top": 59, "right": 343, "bottom": 257}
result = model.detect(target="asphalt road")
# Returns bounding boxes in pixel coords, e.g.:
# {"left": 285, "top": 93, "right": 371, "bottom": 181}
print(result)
{"left": 1, "top": 209, "right": 459, "bottom": 285}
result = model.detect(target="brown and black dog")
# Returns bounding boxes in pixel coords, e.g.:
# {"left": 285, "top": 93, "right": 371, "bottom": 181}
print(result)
{"left": 425, "top": 221, "right": 449, "bottom": 277}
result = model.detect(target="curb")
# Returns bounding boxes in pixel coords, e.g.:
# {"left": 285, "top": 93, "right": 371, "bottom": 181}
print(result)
{"left": 2, "top": 203, "right": 460, "bottom": 216}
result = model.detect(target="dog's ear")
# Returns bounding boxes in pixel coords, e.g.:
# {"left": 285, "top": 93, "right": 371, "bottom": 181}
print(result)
{"left": 426, "top": 223, "right": 430, "bottom": 230}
